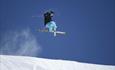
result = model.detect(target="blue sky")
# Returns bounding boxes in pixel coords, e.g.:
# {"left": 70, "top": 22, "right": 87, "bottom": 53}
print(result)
{"left": 0, "top": 0, "right": 115, "bottom": 65}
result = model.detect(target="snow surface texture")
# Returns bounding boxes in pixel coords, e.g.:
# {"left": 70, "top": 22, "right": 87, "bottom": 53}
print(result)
{"left": 0, "top": 55, "right": 115, "bottom": 70}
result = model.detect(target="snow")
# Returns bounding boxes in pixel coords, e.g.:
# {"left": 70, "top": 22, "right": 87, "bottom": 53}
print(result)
{"left": 0, "top": 55, "right": 115, "bottom": 70}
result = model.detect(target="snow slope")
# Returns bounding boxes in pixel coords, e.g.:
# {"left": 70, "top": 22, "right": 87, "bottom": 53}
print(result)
{"left": 0, "top": 55, "right": 115, "bottom": 70}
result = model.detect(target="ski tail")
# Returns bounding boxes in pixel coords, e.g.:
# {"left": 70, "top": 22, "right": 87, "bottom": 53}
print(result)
{"left": 54, "top": 32, "right": 56, "bottom": 37}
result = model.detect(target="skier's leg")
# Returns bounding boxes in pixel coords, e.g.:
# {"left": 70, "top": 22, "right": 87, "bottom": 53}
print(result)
{"left": 50, "top": 21, "right": 57, "bottom": 31}
{"left": 45, "top": 22, "right": 51, "bottom": 32}
{"left": 45, "top": 21, "right": 57, "bottom": 32}
{"left": 49, "top": 27, "right": 53, "bottom": 32}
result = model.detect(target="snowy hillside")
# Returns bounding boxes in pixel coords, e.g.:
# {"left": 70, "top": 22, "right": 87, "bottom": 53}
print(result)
{"left": 0, "top": 55, "right": 115, "bottom": 70}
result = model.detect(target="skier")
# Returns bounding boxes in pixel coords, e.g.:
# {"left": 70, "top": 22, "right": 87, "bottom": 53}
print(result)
{"left": 44, "top": 10, "right": 57, "bottom": 32}
{"left": 38, "top": 10, "right": 65, "bottom": 36}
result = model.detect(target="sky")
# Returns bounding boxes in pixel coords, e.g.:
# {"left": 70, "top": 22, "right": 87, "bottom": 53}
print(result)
{"left": 0, "top": 0, "right": 115, "bottom": 65}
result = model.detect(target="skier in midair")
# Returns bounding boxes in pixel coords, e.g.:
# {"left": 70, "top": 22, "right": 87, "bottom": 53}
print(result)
{"left": 44, "top": 10, "right": 57, "bottom": 32}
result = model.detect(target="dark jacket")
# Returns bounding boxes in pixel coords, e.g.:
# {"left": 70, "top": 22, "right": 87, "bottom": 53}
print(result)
{"left": 44, "top": 11, "right": 54, "bottom": 26}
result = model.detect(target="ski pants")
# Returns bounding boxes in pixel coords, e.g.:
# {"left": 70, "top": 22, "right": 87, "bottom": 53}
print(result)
{"left": 45, "top": 21, "right": 57, "bottom": 32}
